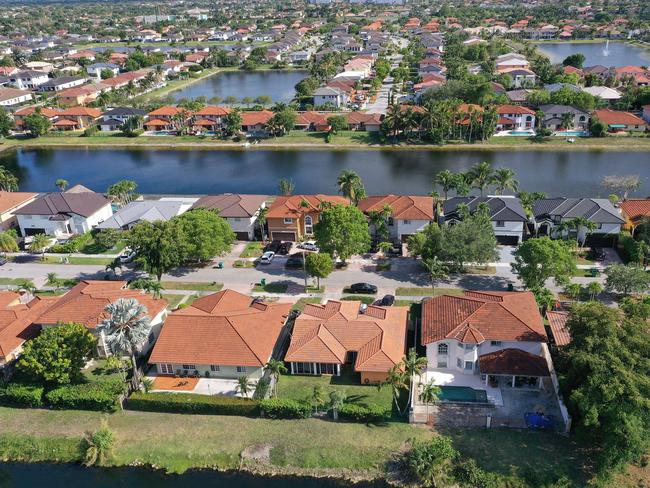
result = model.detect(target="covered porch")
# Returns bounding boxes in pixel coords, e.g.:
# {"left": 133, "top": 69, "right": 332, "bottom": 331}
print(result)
{"left": 478, "top": 348, "right": 550, "bottom": 391}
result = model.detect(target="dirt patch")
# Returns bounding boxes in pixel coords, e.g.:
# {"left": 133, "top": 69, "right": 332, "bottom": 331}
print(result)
{"left": 241, "top": 443, "right": 272, "bottom": 464}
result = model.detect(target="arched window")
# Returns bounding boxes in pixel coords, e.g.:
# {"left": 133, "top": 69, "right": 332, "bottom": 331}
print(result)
{"left": 304, "top": 215, "right": 313, "bottom": 235}
{"left": 526, "top": 115, "right": 533, "bottom": 122}
{"left": 437, "top": 343, "right": 448, "bottom": 355}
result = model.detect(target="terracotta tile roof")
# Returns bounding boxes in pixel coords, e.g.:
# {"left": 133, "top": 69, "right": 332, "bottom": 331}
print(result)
{"left": 13, "top": 107, "right": 60, "bottom": 118}
{"left": 478, "top": 348, "right": 550, "bottom": 376}
{"left": 497, "top": 104, "right": 536, "bottom": 115}
{"left": 295, "top": 111, "right": 331, "bottom": 126}
{"left": 285, "top": 300, "right": 408, "bottom": 373}
{"left": 147, "top": 106, "right": 187, "bottom": 117}
{"left": 358, "top": 195, "right": 434, "bottom": 220}
{"left": 53, "top": 119, "right": 79, "bottom": 127}
{"left": 144, "top": 119, "right": 170, "bottom": 127}
{"left": 620, "top": 199, "right": 650, "bottom": 223}
{"left": 593, "top": 109, "right": 646, "bottom": 126}
{"left": 241, "top": 110, "right": 274, "bottom": 126}
{"left": 267, "top": 194, "right": 349, "bottom": 219}
{"left": 0, "top": 293, "right": 60, "bottom": 362}
{"left": 0, "top": 191, "right": 37, "bottom": 214}
{"left": 546, "top": 311, "right": 570, "bottom": 347}
{"left": 149, "top": 289, "right": 290, "bottom": 367}
{"left": 58, "top": 107, "right": 102, "bottom": 117}
{"left": 191, "top": 193, "right": 267, "bottom": 218}
{"left": 36, "top": 281, "right": 168, "bottom": 329}
{"left": 421, "top": 291, "right": 547, "bottom": 345}
{"left": 195, "top": 106, "right": 231, "bottom": 116}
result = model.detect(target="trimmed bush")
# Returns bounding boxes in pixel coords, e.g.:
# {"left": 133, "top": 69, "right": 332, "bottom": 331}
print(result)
{"left": 618, "top": 233, "right": 637, "bottom": 264}
{"left": 260, "top": 398, "right": 311, "bottom": 419}
{"left": 45, "top": 379, "right": 125, "bottom": 412}
{"left": 1, "top": 384, "right": 44, "bottom": 408}
{"left": 127, "top": 392, "right": 259, "bottom": 416}
{"left": 338, "top": 403, "right": 391, "bottom": 423}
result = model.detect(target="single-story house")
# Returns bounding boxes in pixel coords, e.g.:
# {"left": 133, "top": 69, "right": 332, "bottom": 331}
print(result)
{"left": 37, "top": 76, "right": 86, "bottom": 93}
{"left": 97, "top": 199, "right": 195, "bottom": 230}
{"left": 581, "top": 86, "right": 621, "bottom": 103}
{"left": 190, "top": 193, "right": 267, "bottom": 240}
{"left": 592, "top": 109, "right": 647, "bottom": 133}
{"left": 0, "top": 88, "right": 33, "bottom": 107}
{"left": 285, "top": 299, "right": 408, "bottom": 384}
{"left": 149, "top": 289, "right": 290, "bottom": 380}
{"left": 358, "top": 194, "right": 434, "bottom": 244}
{"left": 0, "top": 191, "right": 39, "bottom": 231}
{"left": 240, "top": 110, "right": 274, "bottom": 137}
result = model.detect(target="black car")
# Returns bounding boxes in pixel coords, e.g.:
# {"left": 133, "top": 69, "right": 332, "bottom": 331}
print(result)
{"left": 379, "top": 294, "right": 395, "bottom": 306}
{"left": 349, "top": 283, "right": 378, "bottom": 294}
{"left": 277, "top": 241, "right": 293, "bottom": 255}
{"left": 265, "top": 240, "right": 281, "bottom": 253}
{"left": 285, "top": 254, "right": 304, "bottom": 269}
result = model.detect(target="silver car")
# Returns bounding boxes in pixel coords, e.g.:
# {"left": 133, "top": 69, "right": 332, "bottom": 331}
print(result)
{"left": 260, "top": 251, "right": 275, "bottom": 264}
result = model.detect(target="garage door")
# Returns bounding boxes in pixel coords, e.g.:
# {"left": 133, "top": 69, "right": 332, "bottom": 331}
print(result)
{"left": 496, "top": 235, "right": 520, "bottom": 245}
{"left": 235, "top": 231, "right": 250, "bottom": 241}
{"left": 24, "top": 228, "right": 46, "bottom": 236}
{"left": 270, "top": 231, "right": 296, "bottom": 241}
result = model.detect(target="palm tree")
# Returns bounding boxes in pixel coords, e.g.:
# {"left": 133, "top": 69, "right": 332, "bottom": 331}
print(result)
{"left": 236, "top": 376, "right": 254, "bottom": 398}
{"left": 29, "top": 233, "right": 50, "bottom": 259}
{"left": 381, "top": 364, "right": 409, "bottom": 416}
{"left": 46, "top": 272, "right": 59, "bottom": 288}
{"left": 256, "top": 206, "right": 269, "bottom": 241}
{"left": 517, "top": 191, "right": 547, "bottom": 219}
{"left": 423, "top": 256, "right": 449, "bottom": 295}
{"left": 0, "top": 231, "right": 18, "bottom": 256}
{"left": 568, "top": 217, "right": 597, "bottom": 247}
{"left": 586, "top": 281, "right": 603, "bottom": 301}
{"left": 467, "top": 161, "right": 494, "bottom": 196}
{"left": 368, "top": 204, "right": 393, "bottom": 242}
{"left": 129, "top": 278, "right": 164, "bottom": 299}
{"left": 419, "top": 380, "right": 441, "bottom": 424}
{"left": 312, "top": 385, "right": 325, "bottom": 414}
{"left": 96, "top": 298, "right": 152, "bottom": 386}
{"left": 492, "top": 168, "right": 519, "bottom": 195}
{"left": 279, "top": 178, "right": 295, "bottom": 196}
{"left": 264, "top": 358, "right": 287, "bottom": 398}
{"left": 401, "top": 350, "right": 428, "bottom": 409}
{"left": 329, "top": 390, "right": 346, "bottom": 420}
{"left": 0, "top": 166, "right": 18, "bottom": 192}
{"left": 336, "top": 170, "right": 366, "bottom": 205}
{"left": 560, "top": 112, "right": 574, "bottom": 132}
{"left": 55, "top": 178, "right": 69, "bottom": 191}
{"left": 434, "top": 170, "right": 456, "bottom": 200}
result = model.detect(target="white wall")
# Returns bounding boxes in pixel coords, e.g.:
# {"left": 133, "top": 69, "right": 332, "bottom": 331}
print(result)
{"left": 396, "top": 219, "right": 431, "bottom": 241}
{"left": 17, "top": 203, "right": 113, "bottom": 237}
{"left": 156, "top": 363, "right": 265, "bottom": 380}
{"left": 492, "top": 221, "right": 524, "bottom": 241}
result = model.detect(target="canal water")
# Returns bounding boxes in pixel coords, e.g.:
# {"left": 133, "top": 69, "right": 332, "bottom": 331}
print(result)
{"left": 0, "top": 462, "right": 388, "bottom": 488}
{"left": 169, "top": 70, "right": 307, "bottom": 103}
{"left": 535, "top": 41, "right": 650, "bottom": 67}
{"left": 2, "top": 147, "right": 649, "bottom": 198}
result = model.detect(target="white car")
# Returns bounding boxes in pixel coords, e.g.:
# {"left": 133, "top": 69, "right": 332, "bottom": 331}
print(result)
{"left": 119, "top": 249, "right": 137, "bottom": 264}
{"left": 260, "top": 251, "right": 275, "bottom": 264}
{"left": 298, "top": 241, "right": 319, "bottom": 252}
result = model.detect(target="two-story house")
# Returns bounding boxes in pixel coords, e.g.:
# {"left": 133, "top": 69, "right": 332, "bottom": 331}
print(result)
{"left": 0, "top": 191, "right": 39, "bottom": 231}
{"left": 99, "top": 107, "right": 148, "bottom": 131}
{"left": 538, "top": 104, "right": 590, "bottom": 131}
{"left": 191, "top": 193, "right": 268, "bottom": 240}
{"left": 496, "top": 105, "right": 536, "bottom": 131}
{"left": 266, "top": 194, "right": 350, "bottom": 242}
{"left": 313, "top": 86, "right": 346, "bottom": 108}
{"left": 97, "top": 198, "right": 195, "bottom": 230}
{"left": 358, "top": 195, "right": 434, "bottom": 245}
{"left": 9, "top": 70, "right": 50, "bottom": 90}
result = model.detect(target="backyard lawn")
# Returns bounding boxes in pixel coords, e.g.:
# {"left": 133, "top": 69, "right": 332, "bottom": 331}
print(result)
{"left": 160, "top": 281, "right": 223, "bottom": 292}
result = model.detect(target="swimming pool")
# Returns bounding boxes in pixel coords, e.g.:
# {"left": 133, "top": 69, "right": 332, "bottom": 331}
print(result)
{"left": 438, "top": 386, "right": 488, "bottom": 403}
{"left": 552, "top": 130, "right": 590, "bottom": 137}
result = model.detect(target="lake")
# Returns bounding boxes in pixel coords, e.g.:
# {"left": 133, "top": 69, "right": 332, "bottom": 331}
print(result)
{"left": 535, "top": 41, "right": 650, "bottom": 67}
{"left": 0, "top": 462, "right": 388, "bottom": 488}
{"left": 169, "top": 70, "right": 307, "bottom": 103}
{"left": 1, "top": 147, "right": 650, "bottom": 198}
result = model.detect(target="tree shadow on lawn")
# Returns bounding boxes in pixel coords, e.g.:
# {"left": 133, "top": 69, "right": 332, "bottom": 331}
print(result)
{"left": 455, "top": 274, "right": 512, "bottom": 291}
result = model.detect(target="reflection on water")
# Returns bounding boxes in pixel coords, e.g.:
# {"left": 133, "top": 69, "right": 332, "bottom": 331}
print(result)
{"left": 535, "top": 41, "right": 650, "bottom": 67}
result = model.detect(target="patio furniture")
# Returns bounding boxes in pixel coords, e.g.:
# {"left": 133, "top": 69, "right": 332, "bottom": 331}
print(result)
{"left": 193, "top": 370, "right": 199, "bottom": 378}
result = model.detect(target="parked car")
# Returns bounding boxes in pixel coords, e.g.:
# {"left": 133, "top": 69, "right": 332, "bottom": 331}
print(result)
{"left": 278, "top": 242, "right": 292, "bottom": 255}
{"left": 285, "top": 254, "right": 304, "bottom": 269}
{"left": 260, "top": 251, "right": 275, "bottom": 264}
{"left": 379, "top": 294, "right": 395, "bottom": 306}
{"left": 119, "top": 249, "right": 137, "bottom": 264}
{"left": 349, "top": 283, "right": 378, "bottom": 294}
{"left": 0, "top": 257, "right": 7, "bottom": 266}
{"left": 298, "top": 241, "right": 319, "bottom": 252}
{"left": 265, "top": 240, "right": 281, "bottom": 253}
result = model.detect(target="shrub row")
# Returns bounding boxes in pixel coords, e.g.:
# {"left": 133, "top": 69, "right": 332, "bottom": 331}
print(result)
{"left": 260, "top": 398, "right": 311, "bottom": 419}
{"left": 338, "top": 403, "right": 391, "bottom": 423}
{"left": 618, "top": 233, "right": 636, "bottom": 263}
{"left": 0, "top": 384, "right": 44, "bottom": 408}
{"left": 45, "top": 380, "right": 125, "bottom": 412}
{"left": 127, "top": 391, "right": 259, "bottom": 416}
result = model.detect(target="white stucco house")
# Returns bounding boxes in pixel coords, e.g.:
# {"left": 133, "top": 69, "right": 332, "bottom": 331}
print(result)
{"left": 358, "top": 195, "right": 434, "bottom": 245}
{"left": 14, "top": 191, "right": 113, "bottom": 238}
{"left": 9, "top": 70, "right": 50, "bottom": 90}
{"left": 191, "top": 193, "right": 268, "bottom": 240}
{"left": 313, "top": 86, "right": 347, "bottom": 108}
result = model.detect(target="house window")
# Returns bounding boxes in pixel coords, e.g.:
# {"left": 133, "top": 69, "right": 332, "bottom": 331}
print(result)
{"left": 159, "top": 363, "right": 173, "bottom": 374}
{"left": 388, "top": 217, "right": 394, "bottom": 226}
{"left": 233, "top": 218, "right": 241, "bottom": 222}
{"left": 464, "top": 344, "right": 474, "bottom": 350}
{"left": 457, "top": 341, "right": 464, "bottom": 349}
{"left": 437, "top": 360, "right": 447, "bottom": 368}
{"left": 210, "top": 365, "right": 220, "bottom": 372}
{"left": 437, "top": 343, "right": 448, "bottom": 356}
{"left": 403, "top": 219, "right": 411, "bottom": 225}
{"left": 318, "top": 363, "right": 336, "bottom": 375}
{"left": 496, "top": 221, "right": 505, "bottom": 227}
{"left": 464, "top": 361, "right": 474, "bottom": 371}
{"left": 182, "top": 364, "right": 195, "bottom": 370}
{"left": 236, "top": 366, "right": 247, "bottom": 373}
{"left": 284, "top": 218, "right": 293, "bottom": 224}
{"left": 457, "top": 358, "right": 462, "bottom": 368}
{"left": 304, "top": 215, "right": 313, "bottom": 235}
{"left": 490, "top": 340, "right": 502, "bottom": 347}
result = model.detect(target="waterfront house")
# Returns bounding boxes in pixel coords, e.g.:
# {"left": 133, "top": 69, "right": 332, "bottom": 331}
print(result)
{"left": 615, "top": 199, "right": 650, "bottom": 237}
{"left": 358, "top": 194, "right": 434, "bottom": 245}
{"left": 266, "top": 194, "right": 349, "bottom": 242}
{"left": 284, "top": 299, "right": 408, "bottom": 383}
{"left": 0, "top": 292, "right": 60, "bottom": 372}
{"left": 314, "top": 86, "right": 347, "bottom": 109}
{"left": 99, "top": 107, "right": 148, "bottom": 131}
{"left": 0, "top": 88, "right": 32, "bottom": 107}
{"left": 191, "top": 193, "right": 267, "bottom": 241}
{"left": 0, "top": 191, "right": 39, "bottom": 231}
{"left": 12, "top": 106, "right": 60, "bottom": 129}
{"left": 15, "top": 190, "right": 113, "bottom": 238}
{"left": 345, "top": 112, "right": 383, "bottom": 132}
{"left": 440, "top": 196, "right": 527, "bottom": 245}
{"left": 191, "top": 105, "right": 231, "bottom": 132}
{"left": 240, "top": 110, "right": 274, "bottom": 137}
{"left": 538, "top": 104, "right": 590, "bottom": 131}
{"left": 53, "top": 107, "right": 102, "bottom": 130}
{"left": 97, "top": 199, "right": 195, "bottom": 230}
{"left": 35, "top": 280, "right": 168, "bottom": 357}
{"left": 149, "top": 289, "right": 290, "bottom": 380}
{"left": 592, "top": 109, "right": 647, "bottom": 133}
{"left": 496, "top": 104, "right": 535, "bottom": 131}
{"left": 532, "top": 197, "right": 624, "bottom": 246}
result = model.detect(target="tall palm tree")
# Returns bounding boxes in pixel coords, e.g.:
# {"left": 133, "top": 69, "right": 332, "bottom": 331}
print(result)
{"left": 279, "top": 178, "right": 295, "bottom": 196}
{"left": 329, "top": 390, "right": 346, "bottom": 420}
{"left": 336, "top": 170, "right": 366, "bottom": 205}
{"left": 467, "top": 161, "right": 494, "bottom": 196}
{"left": 236, "top": 376, "right": 254, "bottom": 398}
{"left": 569, "top": 217, "right": 597, "bottom": 247}
{"left": 0, "top": 166, "right": 18, "bottom": 192}
{"left": 401, "top": 350, "right": 429, "bottom": 409}
{"left": 492, "top": 168, "right": 519, "bottom": 195}
{"left": 256, "top": 206, "right": 269, "bottom": 241}
{"left": 264, "top": 359, "right": 287, "bottom": 398}
{"left": 0, "top": 231, "right": 18, "bottom": 256}
{"left": 96, "top": 298, "right": 152, "bottom": 386}
{"left": 381, "top": 363, "right": 409, "bottom": 416}
{"left": 434, "top": 170, "right": 456, "bottom": 200}
{"left": 55, "top": 178, "right": 69, "bottom": 191}
{"left": 29, "top": 233, "right": 50, "bottom": 259}
{"left": 419, "top": 380, "right": 441, "bottom": 423}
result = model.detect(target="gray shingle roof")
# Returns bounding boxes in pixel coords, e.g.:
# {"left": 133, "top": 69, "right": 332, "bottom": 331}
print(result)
{"left": 14, "top": 192, "right": 110, "bottom": 219}
{"left": 97, "top": 200, "right": 189, "bottom": 229}
{"left": 533, "top": 198, "right": 624, "bottom": 224}
{"left": 443, "top": 196, "right": 527, "bottom": 222}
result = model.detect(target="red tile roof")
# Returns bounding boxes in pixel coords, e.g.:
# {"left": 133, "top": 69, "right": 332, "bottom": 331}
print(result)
{"left": 421, "top": 291, "right": 547, "bottom": 345}
{"left": 497, "top": 104, "right": 536, "bottom": 115}
{"left": 620, "top": 199, "right": 650, "bottom": 223}
{"left": 149, "top": 290, "right": 290, "bottom": 367}
{"left": 241, "top": 110, "right": 273, "bottom": 126}
{"left": 267, "top": 194, "right": 350, "bottom": 219}
{"left": 546, "top": 311, "right": 570, "bottom": 346}
{"left": 478, "top": 348, "right": 550, "bottom": 376}
{"left": 13, "top": 107, "right": 60, "bottom": 118}
{"left": 0, "top": 191, "right": 38, "bottom": 213}
{"left": 147, "top": 106, "right": 186, "bottom": 117}
{"left": 285, "top": 300, "right": 408, "bottom": 372}
{"left": 593, "top": 109, "right": 646, "bottom": 126}
{"left": 358, "top": 195, "right": 435, "bottom": 220}
{"left": 59, "top": 107, "right": 102, "bottom": 117}
{"left": 195, "top": 106, "right": 231, "bottom": 116}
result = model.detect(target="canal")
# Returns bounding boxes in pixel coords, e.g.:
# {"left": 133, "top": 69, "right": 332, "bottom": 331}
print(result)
{"left": 1, "top": 147, "right": 649, "bottom": 197}
{"left": 535, "top": 41, "right": 650, "bottom": 67}
{"left": 0, "top": 462, "right": 388, "bottom": 488}
{"left": 169, "top": 70, "right": 307, "bottom": 103}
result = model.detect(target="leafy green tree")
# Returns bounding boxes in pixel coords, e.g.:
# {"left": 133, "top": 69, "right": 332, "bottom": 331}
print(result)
{"left": 367, "top": 204, "right": 392, "bottom": 242}
{"left": 55, "top": 178, "right": 68, "bottom": 191}
{"left": 329, "top": 390, "right": 346, "bottom": 420}
{"left": 336, "top": 169, "right": 366, "bottom": 205}
{"left": 23, "top": 111, "right": 51, "bottom": 137}
{"left": 119, "top": 115, "right": 144, "bottom": 137}
{"left": 305, "top": 252, "right": 333, "bottom": 289}
{"left": 93, "top": 229, "right": 122, "bottom": 251}
{"left": 439, "top": 205, "right": 498, "bottom": 270}
{"left": 129, "top": 277, "right": 164, "bottom": 299}
{"left": 267, "top": 108, "right": 296, "bottom": 136}
{"left": 562, "top": 53, "right": 586, "bottom": 69}
{"left": 407, "top": 436, "right": 458, "bottom": 487}
{"left": 511, "top": 237, "right": 576, "bottom": 290}
{"left": 326, "top": 115, "right": 347, "bottom": 134}
{"left": 126, "top": 220, "right": 186, "bottom": 281}
{"left": 311, "top": 385, "right": 325, "bottom": 414}
{"left": 314, "top": 204, "right": 370, "bottom": 263}
{"left": 223, "top": 109, "right": 242, "bottom": 136}
{"left": 604, "top": 264, "right": 650, "bottom": 295}
{"left": 264, "top": 359, "right": 287, "bottom": 398}
{"left": 17, "top": 322, "right": 97, "bottom": 386}
{"left": 175, "top": 208, "right": 235, "bottom": 262}
{"left": 0, "top": 166, "right": 18, "bottom": 192}
{"left": 423, "top": 256, "right": 449, "bottom": 295}
{"left": 0, "top": 109, "right": 14, "bottom": 138}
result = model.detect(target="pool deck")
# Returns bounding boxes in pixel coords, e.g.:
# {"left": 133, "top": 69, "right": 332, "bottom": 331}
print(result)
{"left": 421, "top": 369, "right": 503, "bottom": 406}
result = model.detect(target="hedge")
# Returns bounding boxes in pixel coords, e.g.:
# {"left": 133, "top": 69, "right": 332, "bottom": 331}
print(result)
{"left": 618, "top": 233, "right": 636, "bottom": 263}
{"left": 0, "top": 384, "right": 44, "bottom": 408}
{"left": 45, "top": 380, "right": 125, "bottom": 412}
{"left": 260, "top": 398, "right": 311, "bottom": 419}
{"left": 127, "top": 392, "right": 259, "bottom": 416}
{"left": 338, "top": 403, "right": 391, "bottom": 423}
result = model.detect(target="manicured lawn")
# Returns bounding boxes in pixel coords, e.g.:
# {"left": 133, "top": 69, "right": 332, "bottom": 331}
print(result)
{"left": 291, "top": 297, "right": 322, "bottom": 311}
{"left": 82, "top": 358, "right": 126, "bottom": 385}
{"left": 276, "top": 370, "right": 393, "bottom": 410}
{"left": 161, "top": 293, "right": 186, "bottom": 309}
{"left": 305, "top": 285, "right": 325, "bottom": 293}
{"left": 239, "top": 242, "right": 264, "bottom": 258}
{"left": 160, "top": 281, "right": 223, "bottom": 292}
{"left": 46, "top": 277, "right": 79, "bottom": 288}
{"left": 395, "top": 287, "right": 464, "bottom": 297}
{"left": 233, "top": 259, "right": 256, "bottom": 268}
{"left": 80, "top": 239, "right": 127, "bottom": 255}
{"left": 41, "top": 256, "right": 114, "bottom": 266}
{"left": 252, "top": 282, "right": 289, "bottom": 293}
{"left": 0, "top": 277, "right": 35, "bottom": 288}
{"left": 340, "top": 295, "right": 375, "bottom": 304}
